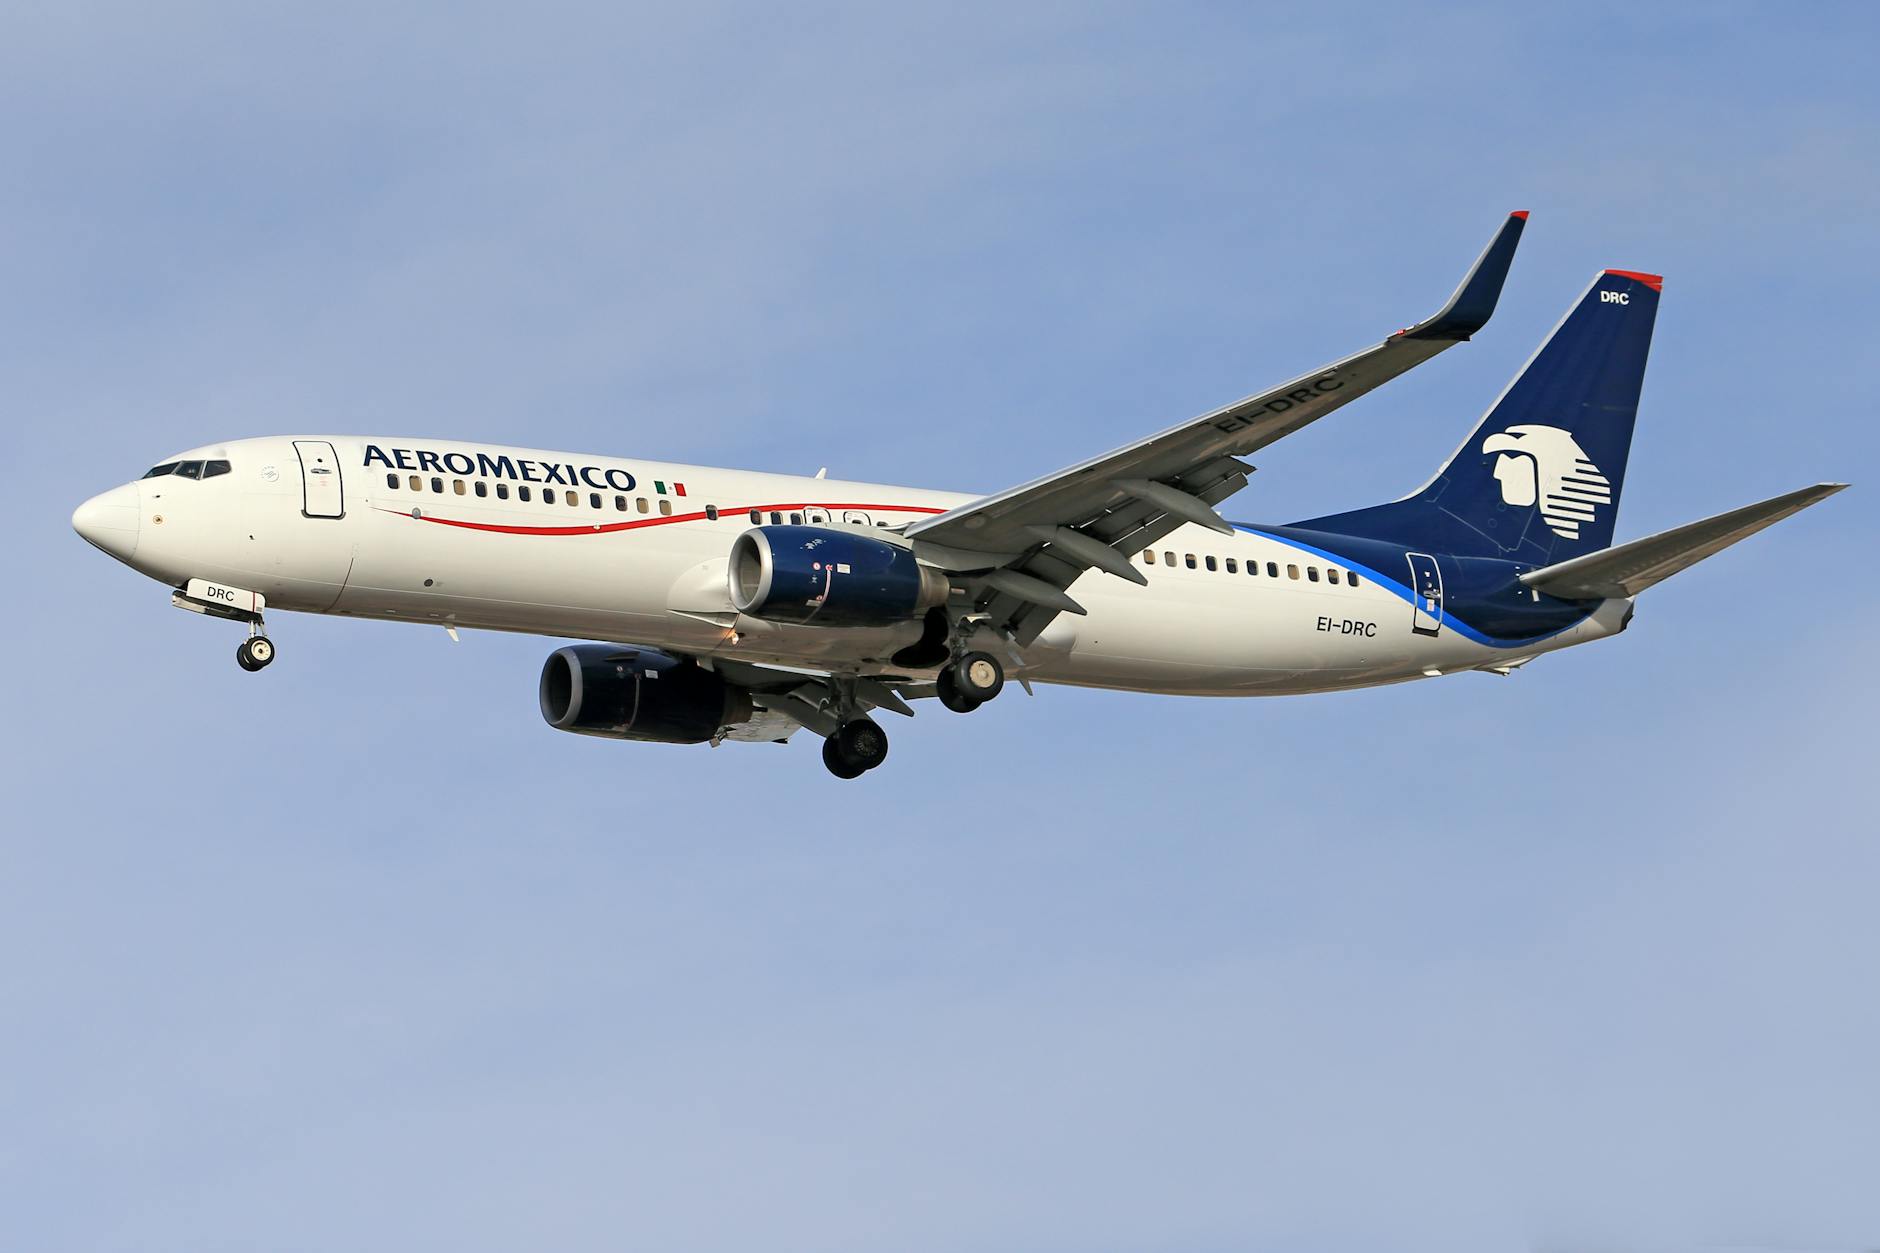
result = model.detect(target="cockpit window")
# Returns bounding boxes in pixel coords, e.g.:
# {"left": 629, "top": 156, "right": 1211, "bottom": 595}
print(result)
{"left": 143, "top": 458, "right": 227, "bottom": 480}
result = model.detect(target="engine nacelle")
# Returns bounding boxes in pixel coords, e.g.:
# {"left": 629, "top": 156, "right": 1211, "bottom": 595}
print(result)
{"left": 539, "top": 645, "right": 752, "bottom": 744}
{"left": 728, "top": 525, "right": 950, "bottom": 627}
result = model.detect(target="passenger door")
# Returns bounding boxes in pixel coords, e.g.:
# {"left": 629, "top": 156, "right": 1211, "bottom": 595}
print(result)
{"left": 1406, "top": 552, "right": 1443, "bottom": 637}
{"left": 294, "top": 440, "right": 345, "bottom": 518}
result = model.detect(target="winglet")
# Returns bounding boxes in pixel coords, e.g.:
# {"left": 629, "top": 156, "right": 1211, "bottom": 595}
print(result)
{"left": 1401, "top": 210, "right": 1529, "bottom": 342}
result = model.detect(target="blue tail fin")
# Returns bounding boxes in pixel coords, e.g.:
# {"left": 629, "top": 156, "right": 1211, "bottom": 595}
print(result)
{"left": 1298, "top": 268, "right": 1661, "bottom": 564}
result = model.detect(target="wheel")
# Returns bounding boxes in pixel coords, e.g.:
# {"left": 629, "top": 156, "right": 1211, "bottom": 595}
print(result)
{"left": 934, "top": 667, "right": 981, "bottom": 714}
{"left": 236, "top": 642, "right": 260, "bottom": 671}
{"left": 237, "top": 636, "right": 275, "bottom": 671}
{"left": 822, "top": 735, "right": 866, "bottom": 779}
{"left": 951, "top": 651, "right": 1004, "bottom": 702}
{"left": 834, "top": 718, "right": 889, "bottom": 772}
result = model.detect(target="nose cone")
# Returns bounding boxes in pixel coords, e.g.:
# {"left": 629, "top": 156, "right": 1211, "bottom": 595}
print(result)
{"left": 72, "top": 483, "right": 141, "bottom": 562}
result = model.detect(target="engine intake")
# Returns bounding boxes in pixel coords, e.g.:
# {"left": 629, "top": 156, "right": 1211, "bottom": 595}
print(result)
{"left": 539, "top": 645, "right": 752, "bottom": 744}
{"left": 728, "top": 525, "right": 949, "bottom": 627}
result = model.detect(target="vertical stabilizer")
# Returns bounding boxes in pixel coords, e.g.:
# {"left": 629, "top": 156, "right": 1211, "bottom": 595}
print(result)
{"left": 1299, "top": 269, "right": 1661, "bottom": 565}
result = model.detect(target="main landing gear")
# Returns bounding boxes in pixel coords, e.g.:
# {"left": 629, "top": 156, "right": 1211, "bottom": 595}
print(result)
{"left": 822, "top": 717, "right": 889, "bottom": 779}
{"left": 935, "top": 650, "right": 1004, "bottom": 714}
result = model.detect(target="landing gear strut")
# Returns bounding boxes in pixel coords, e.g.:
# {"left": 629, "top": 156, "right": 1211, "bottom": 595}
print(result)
{"left": 936, "top": 650, "right": 1003, "bottom": 713}
{"left": 822, "top": 717, "right": 889, "bottom": 779}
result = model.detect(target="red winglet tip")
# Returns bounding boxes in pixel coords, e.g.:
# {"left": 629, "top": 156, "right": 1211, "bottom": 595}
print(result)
{"left": 1605, "top": 268, "right": 1664, "bottom": 292}
{"left": 1510, "top": 210, "right": 1530, "bottom": 221}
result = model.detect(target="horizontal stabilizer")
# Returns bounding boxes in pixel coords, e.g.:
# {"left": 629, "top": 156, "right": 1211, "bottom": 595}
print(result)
{"left": 1519, "top": 483, "right": 1847, "bottom": 600}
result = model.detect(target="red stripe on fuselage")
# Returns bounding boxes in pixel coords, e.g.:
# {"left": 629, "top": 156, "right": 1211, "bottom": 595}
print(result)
{"left": 374, "top": 501, "right": 947, "bottom": 537}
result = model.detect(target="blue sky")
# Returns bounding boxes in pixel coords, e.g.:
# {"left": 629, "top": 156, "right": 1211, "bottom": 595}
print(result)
{"left": 4, "top": 4, "right": 1878, "bottom": 1251}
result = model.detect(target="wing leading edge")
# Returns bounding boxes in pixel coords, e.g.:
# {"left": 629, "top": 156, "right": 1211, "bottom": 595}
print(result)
{"left": 906, "top": 210, "right": 1531, "bottom": 643}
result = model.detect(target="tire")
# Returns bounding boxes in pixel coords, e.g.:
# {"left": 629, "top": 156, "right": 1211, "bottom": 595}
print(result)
{"left": 246, "top": 636, "right": 275, "bottom": 667}
{"left": 834, "top": 718, "right": 889, "bottom": 772}
{"left": 236, "top": 642, "right": 260, "bottom": 672}
{"left": 822, "top": 735, "right": 866, "bottom": 779}
{"left": 953, "top": 651, "right": 1004, "bottom": 702}
{"left": 935, "top": 667, "right": 981, "bottom": 714}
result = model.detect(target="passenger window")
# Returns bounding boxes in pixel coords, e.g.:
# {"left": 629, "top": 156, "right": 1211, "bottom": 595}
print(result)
{"left": 1163, "top": 550, "right": 1176, "bottom": 566}
{"left": 453, "top": 479, "right": 466, "bottom": 495}
{"left": 408, "top": 475, "right": 422, "bottom": 492}
{"left": 770, "top": 511, "right": 782, "bottom": 525}
{"left": 496, "top": 483, "right": 509, "bottom": 500}
{"left": 790, "top": 512, "right": 803, "bottom": 525}
{"left": 1267, "top": 562, "right": 1279, "bottom": 577}
{"left": 174, "top": 461, "right": 205, "bottom": 480}
{"left": 750, "top": 509, "right": 763, "bottom": 524}
{"left": 705, "top": 505, "right": 719, "bottom": 521}
{"left": 1204, "top": 556, "right": 1217, "bottom": 572}
{"left": 588, "top": 492, "right": 601, "bottom": 508}
{"left": 615, "top": 495, "right": 627, "bottom": 511}
{"left": 1287, "top": 564, "right": 1299, "bottom": 580}
{"left": 1144, "top": 550, "right": 1156, "bottom": 565}
{"left": 519, "top": 485, "right": 532, "bottom": 502}
{"left": 1326, "top": 568, "right": 1339, "bottom": 584}
{"left": 386, "top": 473, "right": 399, "bottom": 489}
{"left": 1183, "top": 554, "right": 1196, "bottom": 569}
{"left": 431, "top": 477, "right": 444, "bottom": 493}
{"left": 638, "top": 498, "right": 651, "bottom": 514}
{"left": 474, "top": 481, "right": 487, "bottom": 498}
{"left": 1348, "top": 571, "right": 1361, "bottom": 588}
{"left": 202, "top": 460, "right": 231, "bottom": 478}
{"left": 1307, "top": 566, "right": 1320, "bottom": 582}
{"left": 659, "top": 499, "right": 673, "bottom": 516}
{"left": 1225, "top": 558, "right": 1237, "bottom": 573}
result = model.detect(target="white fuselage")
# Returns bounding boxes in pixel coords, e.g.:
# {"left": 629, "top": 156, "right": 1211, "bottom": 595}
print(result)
{"left": 76, "top": 435, "right": 1630, "bottom": 694}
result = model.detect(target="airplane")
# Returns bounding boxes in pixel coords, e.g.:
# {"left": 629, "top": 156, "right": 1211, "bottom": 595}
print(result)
{"left": 71, "top": 212, "right": 1845, "bottom": 778}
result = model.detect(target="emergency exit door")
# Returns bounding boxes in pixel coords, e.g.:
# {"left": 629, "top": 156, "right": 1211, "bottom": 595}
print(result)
{"left": 294, "top": 440, "right": 345, "bottom": 518}
{"left": 1406, "top": 552, "right": 1443, "bottom": 637}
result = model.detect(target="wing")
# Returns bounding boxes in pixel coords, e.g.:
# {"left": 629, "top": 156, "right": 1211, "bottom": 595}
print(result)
{"left": 905, "top": 211, "right": 1530, "bottom": 644}
{"left": 1519, "top": 482, "right": 1848, "bottom": 600}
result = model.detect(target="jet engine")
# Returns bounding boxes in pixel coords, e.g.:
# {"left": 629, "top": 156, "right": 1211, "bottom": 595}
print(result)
{"left": 539, "top": 645, "right": 752, "bottom": 744}
{"left": 728, "top": 525, "right": 950, "bottom": 627}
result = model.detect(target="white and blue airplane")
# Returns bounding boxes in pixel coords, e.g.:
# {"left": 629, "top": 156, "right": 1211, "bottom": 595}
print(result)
{"left": 72, "top": 213, "right": 1844, "bottom": 777}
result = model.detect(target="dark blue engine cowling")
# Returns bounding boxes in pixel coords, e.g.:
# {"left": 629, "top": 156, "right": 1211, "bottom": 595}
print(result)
{"left": 539, "top": 645, "right": 752, "bottom": 744}
{"left": 728, "top": 525, "right": 950, "bottom": 627}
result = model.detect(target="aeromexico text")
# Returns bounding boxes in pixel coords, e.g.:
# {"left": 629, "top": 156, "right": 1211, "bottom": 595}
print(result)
{"left": 364, "top": 444, "right": 636, "bottom": 492}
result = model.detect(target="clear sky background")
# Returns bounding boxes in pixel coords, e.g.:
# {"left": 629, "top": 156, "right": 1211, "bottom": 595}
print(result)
{"left": 3, "top": 4, "right": 1877, "bottom": 1251}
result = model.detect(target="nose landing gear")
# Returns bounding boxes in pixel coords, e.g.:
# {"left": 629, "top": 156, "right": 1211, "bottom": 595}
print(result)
{"left": 236, "top": 630, "right": 275, "bottom": 672}
{"left": 170, "top": 579, "right": 276, "bottom": 673}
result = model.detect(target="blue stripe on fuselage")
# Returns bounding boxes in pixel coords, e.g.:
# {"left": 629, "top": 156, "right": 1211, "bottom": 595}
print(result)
{"left": 1229, "top": 524, "right": 1596, "bottom": 649}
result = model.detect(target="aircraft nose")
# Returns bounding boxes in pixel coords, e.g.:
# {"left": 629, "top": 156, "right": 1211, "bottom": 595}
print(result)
{"left": 72, "top": 483, "right": 141, "bottom": 562}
